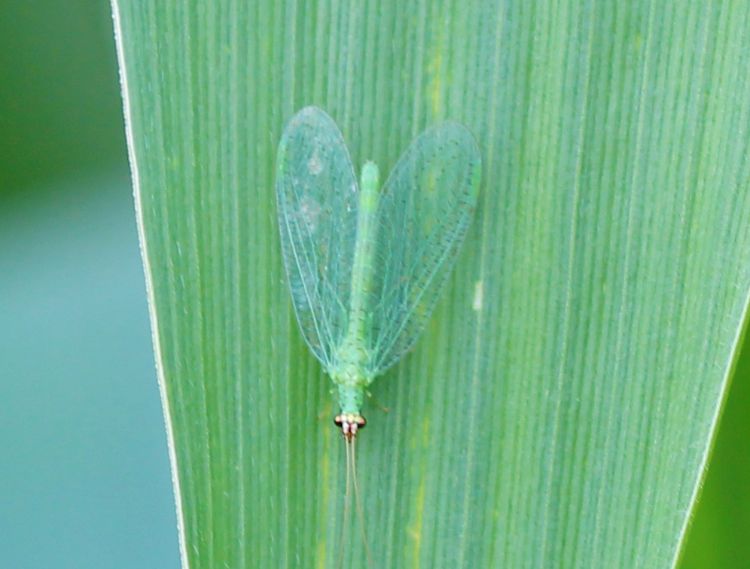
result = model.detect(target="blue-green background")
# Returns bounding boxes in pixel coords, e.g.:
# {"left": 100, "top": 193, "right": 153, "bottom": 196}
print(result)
{"left": 0, "top": 2, "right": 745, "bottom": 567}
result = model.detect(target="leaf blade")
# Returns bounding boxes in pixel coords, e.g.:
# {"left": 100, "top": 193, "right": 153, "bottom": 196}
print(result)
{"left": 111, "top": 1, "right": 750, "bottom": 567}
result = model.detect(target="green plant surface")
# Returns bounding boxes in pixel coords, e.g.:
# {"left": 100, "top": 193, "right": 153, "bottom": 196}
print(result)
{"left": 112, "top": 1, "right": 750, "bottom": 567}
{"left": 679, "top": 334, "right": 750, "bottom": 569}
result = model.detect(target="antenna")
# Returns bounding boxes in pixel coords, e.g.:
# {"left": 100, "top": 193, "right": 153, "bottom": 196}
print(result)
{"left": 351, "top": 438, "right": 375, "bottom": 568}
{"left": 337, "top": 441, "right": 353, "bottom": 569}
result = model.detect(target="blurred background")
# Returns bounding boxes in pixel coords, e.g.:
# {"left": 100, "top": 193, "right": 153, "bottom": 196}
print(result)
{"left": 0, "top": 2, "right": 177, "bottom": 568}
{"left": 0, "top": 2, "right": 746, "bottom": 567}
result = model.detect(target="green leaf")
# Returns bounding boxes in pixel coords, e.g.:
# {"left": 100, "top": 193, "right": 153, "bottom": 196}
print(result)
{"left": 679, "top": 336, "right": 750, "bottom": 567}
{"left": 112, "top": 1, "right": 750, "bottom": 567}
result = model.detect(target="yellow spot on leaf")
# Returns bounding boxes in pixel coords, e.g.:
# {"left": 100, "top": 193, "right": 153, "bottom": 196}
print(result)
{"left": 427, "top": 50, "right": 443, "bottom": 117}
{"left": 316, "top": 540, "right": 326, "bottom": 569}
{"left": 316, "top": 408, "right": 332, "bottom": 569}
{"left": 408, "top": 478, "right": 427, "bottom": 567}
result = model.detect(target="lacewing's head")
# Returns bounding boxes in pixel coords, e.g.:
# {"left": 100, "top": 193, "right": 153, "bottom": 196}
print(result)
{"left": 334, "top": 413, "right": 367, "bottom": 442}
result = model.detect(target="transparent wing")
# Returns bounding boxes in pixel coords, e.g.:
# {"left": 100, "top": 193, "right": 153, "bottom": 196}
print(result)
{"left": 276, "top": 106, "right": 358, "bottom": 370}
{"left": 366, "top": 122, "right": 481, "bottom": 375}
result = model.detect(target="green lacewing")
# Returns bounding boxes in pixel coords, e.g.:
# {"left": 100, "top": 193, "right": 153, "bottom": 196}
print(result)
{"left": 275, "top": 106, "right": 480, "bottom": 562}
